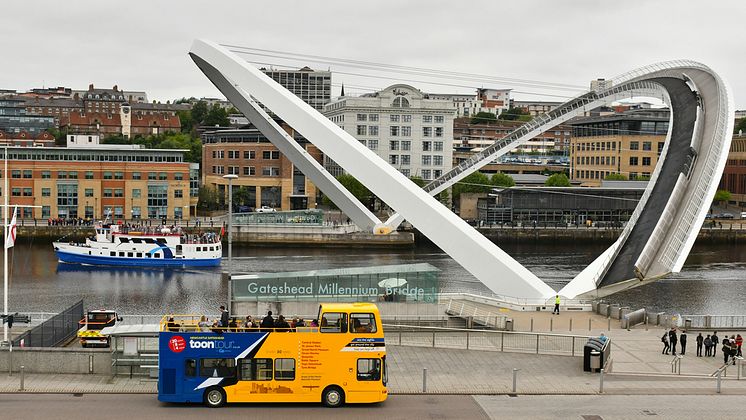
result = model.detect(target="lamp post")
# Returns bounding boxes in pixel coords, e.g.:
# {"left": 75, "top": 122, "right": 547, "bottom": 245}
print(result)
{"left": 223, "top": 174, "right": 238, "bottom": 314}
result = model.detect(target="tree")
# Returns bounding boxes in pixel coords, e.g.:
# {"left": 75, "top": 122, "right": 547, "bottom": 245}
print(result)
{"left": 470, "top": 112, "right": 497, "bottom": 124}
{"left": 604, "top": 173, "right": 628, "bottom": 181}
{"left": 498, "top": 107, "right": 530, "bottom": 121}
{"left": 452, "top": 172, "right": 492, "bottom": 201}
{"left": 734, "top": 118, "right": 746, "bottom": 134}
{"left": 46, "top": 128, "right": 67, "bottom": 146}
{"left": 713, "top": 189, "right": 731, "bottom": 204}
{"left": 191, "top": 101, "right": 209, "bottom": 127}
{"left": 203, "top": 104, "right": 230, "bottom": 127}
{"left": 102, "top": 134, "right": 129, "bottom": 144}
{"left": 545, "top": 173, "right": 571, "bottom": 187}
{"left": 409, "top": 176, "right": 426, "bottom": 188}
{"left": 232, "top": 186, "right": 253, "bottom": 209}
{"left": 322, "top": 174, "right": 370, "bottom": 209}
{"left": 491, "top": 172, "right": 515, "bottom": 187}
{"left": 198, "top": 185, "right": 221, "bottom": 212}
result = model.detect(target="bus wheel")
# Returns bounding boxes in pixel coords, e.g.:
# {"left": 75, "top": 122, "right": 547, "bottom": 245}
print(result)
{"left": 203, "top": 386, "right": 226, "bottom": 408}
{"left": 322, "top": 386, "right": 345, "bottom": 408}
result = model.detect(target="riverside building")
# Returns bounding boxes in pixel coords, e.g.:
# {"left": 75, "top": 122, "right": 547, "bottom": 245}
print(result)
{"left": 1, "top": 145, "right": 197, "bottom": 220}
{"left": 720, "top": 133, "right": 746, "bottom": 207}
{"left": 322, "top": 84, "right": 456, "bottom": 180}
{"left": 569, "top": 108, "right": 669, "bottom": 186}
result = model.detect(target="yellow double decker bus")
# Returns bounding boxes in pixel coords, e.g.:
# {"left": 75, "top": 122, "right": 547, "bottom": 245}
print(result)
{"left": 158, "top": 303, "right": 387, "bottom": 408}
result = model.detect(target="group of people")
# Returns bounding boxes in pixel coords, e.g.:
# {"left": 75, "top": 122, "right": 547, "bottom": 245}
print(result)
{"left": 165, "top": 306, "right": 317, "bottom": 333}
{"left": 48, "top": 217, "right": 93, "bottom": 226}
{"left": 662, "top": 328, "right": 743, "bottom": 364}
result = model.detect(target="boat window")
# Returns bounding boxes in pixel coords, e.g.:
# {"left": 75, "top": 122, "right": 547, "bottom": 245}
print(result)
{"left": 119, "top": 238, "right": 129, "bottom": 243}
{"left": 119, "top": 252, "right": 125, "bottom": 257}
{"left": 154, "top": 253, "right": 161, "bottom": 258}
{"left": 110, "top": 251, "right": 115, "bottom": 256}
{"left": 196, "top": 247, "right": 201, "bottom": 252}
{"left": 127, "top": 252, "right": 133, "bottom": 257}
{"left": 136, "top": 253, "right": 142, "bottom": 258}
{"left": 145, "top": 254, "right": 151, "bottom": 258}
{"left": 131, "top": 238, "right": 142, "bottom": 244}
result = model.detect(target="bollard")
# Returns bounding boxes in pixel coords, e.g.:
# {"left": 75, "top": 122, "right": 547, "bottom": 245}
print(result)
{"left": 550, "top": 317, "right": 553, "bottom": 332}
{"left": 422, "top": 368, "right": 427, "bottom": 393}
{"left": 530, "top": 318, "right": 534, "bottom": 332}
{"left": 645, "top": 316, "right": 649, "bottom": 331}
{"left": 569, "top": 318, "right": 573, "bottom": 332}
{"left": 512, "top": 368, "right": 519, "bottom": 393}
{"left": 607, "top": 317, "right": 611, "bottom": 331}
{"left": 717, "top": 370, "right": 722, "bottom": 393}
{"left": 8, "top": 342, "right": 12, "bottom": 377}
{"left": 19, "top": 365, "right": 25, "bottom": 391}
{"left": 89, "top": 354, "right": 94, "bottom": 374}
{"left": 599, "top": 368, "right": 604, "bottom": 393}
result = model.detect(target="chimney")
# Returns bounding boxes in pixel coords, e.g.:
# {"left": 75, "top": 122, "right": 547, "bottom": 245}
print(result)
{"left": 89, "top": 83, "right": 94, "bottom": 90}
{"left": 113, "top": 85, "right": 118, "bottom": 91}
{"left": 73, "top": 93, "right": 79, "bottom": 101}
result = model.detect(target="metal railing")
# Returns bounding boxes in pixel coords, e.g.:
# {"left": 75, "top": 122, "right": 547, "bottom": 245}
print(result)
{"left": 682, "top": 315, "right": 746, "bottom": 329}
{"left": 384, "top": 324, "right": 591, "bottom": 356}
{"left": 12, "top": 300, "right": 84, "bottom": 347}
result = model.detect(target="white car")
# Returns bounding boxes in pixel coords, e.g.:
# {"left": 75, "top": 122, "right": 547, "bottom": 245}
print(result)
{"left": 256, "top": 206, "right": 277, "bottom": 213}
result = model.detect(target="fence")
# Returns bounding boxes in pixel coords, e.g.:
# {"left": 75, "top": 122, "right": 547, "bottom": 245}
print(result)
{"left": 384, "top": 324, "right": 591, "bottom": 357}
{"left": 682, "top": 315, "right": 746, "bottom": 329}
{"left": 12, "top": 300, "right": 84, "bottom": 347}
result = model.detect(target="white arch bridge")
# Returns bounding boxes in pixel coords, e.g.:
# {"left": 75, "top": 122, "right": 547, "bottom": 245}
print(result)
{"left": 190, "top": 39, "right": 734, "bottom": 302}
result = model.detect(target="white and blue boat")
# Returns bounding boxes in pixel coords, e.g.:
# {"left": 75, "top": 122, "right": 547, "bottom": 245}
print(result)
{"left": 53, "top": 222, "right": 222, "bottom": 267}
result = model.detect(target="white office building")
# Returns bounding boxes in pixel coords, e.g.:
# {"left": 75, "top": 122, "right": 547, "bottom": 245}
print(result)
{"left": 323, "top": 84, "right": 455, "bottom": 180}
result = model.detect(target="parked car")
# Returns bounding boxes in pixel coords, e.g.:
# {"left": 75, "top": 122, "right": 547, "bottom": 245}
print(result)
{"left": 256, "top": 206, "right": 277, "bottom": 213}
{"left": 714, "top": 212, "right": 734, "bottom": 219}
{"left": 741, "top": 211, "right": 746, "bottom": 219}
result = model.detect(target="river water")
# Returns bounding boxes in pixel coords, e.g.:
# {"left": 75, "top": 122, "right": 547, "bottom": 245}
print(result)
{"left": 3, "top": 240, "right": 745, "bottom": 316}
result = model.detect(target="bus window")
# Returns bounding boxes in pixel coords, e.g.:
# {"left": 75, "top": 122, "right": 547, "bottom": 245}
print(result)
{"left": 357, "top": 358, "right": 381, "bottom": 381}
{"left": 320, "top": 312, "right": 348, "bottom": 333}
{"left": 239, "top": 358, "right": 272, "bottom": 381}
{"left": 350, "top": 313, "right": 377, "bottom": 333}
{"left": 200, "top": 358, "right": 236, "bottom": 378}
{"left": 274, "top": 359, "right": 295, "bottom": 381}
{"left": 185, "top": 359, "right": 196, "bottom": 377}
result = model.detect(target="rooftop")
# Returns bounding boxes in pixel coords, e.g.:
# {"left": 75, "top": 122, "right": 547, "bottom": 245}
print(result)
{"left": 232, "top": 263, "right": 440, "bottom": 280}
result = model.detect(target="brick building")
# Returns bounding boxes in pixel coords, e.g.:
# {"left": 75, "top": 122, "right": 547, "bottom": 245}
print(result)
{"left": 201, "top": 126, "right": 323, "bottom": 211}
{"left": 453, "top": 117, "right": 572, "bottom": 155}
{"left": 719, "top": 134, "right": 746, "bottom": 207}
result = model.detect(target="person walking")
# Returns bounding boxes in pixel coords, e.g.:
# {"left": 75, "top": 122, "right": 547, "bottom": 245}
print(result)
{"left": 661, "top": 331, "right": 670, "bottom": 355}
{"left": 722, "top": 336, "right": 732, "bottom": 365}
{"left": 696, "top": 333, "right": 704, "bottom": 357}
{"left": 669, "top": 328, "right": 678, "bottom": 356}
{"left": 680, "top": 330, "right": 687, "bottom": 355}
{"left": 552, "top": 295, "right": 560, "bottom": 315}
{"left": 219, "top": 305, "right": 229, "bottom": 329}
{"left": 736, "top": 334, "right": 743, "bottom": 357}
{"left": 711, "top": 331, "right": 719, "bottom": 357}
{"left": 704, "top": 335, "right": 712, "bottom": 357}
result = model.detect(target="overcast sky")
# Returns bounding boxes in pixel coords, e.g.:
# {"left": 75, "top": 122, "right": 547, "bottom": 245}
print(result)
{"left": 2, "top": 1, "right": 745, "bottom": 107}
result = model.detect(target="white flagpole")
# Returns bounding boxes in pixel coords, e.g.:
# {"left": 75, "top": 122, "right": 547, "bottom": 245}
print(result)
{"left": 3, "top": 145, "right": 7, "bottom": 343}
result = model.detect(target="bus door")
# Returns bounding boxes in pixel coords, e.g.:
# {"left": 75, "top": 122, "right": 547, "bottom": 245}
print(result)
{"left": 345, "top": 313, "right": 385, "bottom": 402}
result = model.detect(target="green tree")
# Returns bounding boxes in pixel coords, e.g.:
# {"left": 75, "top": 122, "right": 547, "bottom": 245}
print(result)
{"left": 191, "top": 101, "right": 209, "bottom": 126}
{"left": 634, "top": 175, "right": 651, "bottom": 181}
{"left": 491, "top": 172, "right": 515, "bottom": 187}
{"left": 46, "top": 128, "right": 67, "bottom": 146}
{"left": 604, "top": 173, "right": 628, "bottom": 181}
{"left": 714, "top": 189, "right": 731, "bottom": 203}
{"left": 470, "top": 112, "right": 497, "bottom": 124}
{"left": 498, "top": 107, "right": 530, "bottom": 121}
{"left": 409, "top": 176, "right": 426, "bottom": 188}
{"left": 102, "top": 134, "right": 129, "bottom": 144}
{"left": 177, "top": 109, "right": 193, "bottom": 133}
{"left": 452, "top": 172, "right": 492, "bottom": 201}
{"left": 322, "top": 174, "right": 370, "bottom": 209}
{"left": 198, "top": 185, "right": 220, "bottom": 211}
{"left": 545, "top": 173, "right": 571, "bottom": 187}
{"left": 232, "top": 186, "right": 253, "bottom": 209}
{"left": 203, "top": 104, "right": 230, "bottom": 127}
{"left": 734, "top": 118, "right": 746, "bottom": 134}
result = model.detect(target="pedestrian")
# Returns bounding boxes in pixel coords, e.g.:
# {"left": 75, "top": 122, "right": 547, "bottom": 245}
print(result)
{"left": 669, "top": 328, "right": 678, "bottom": 356}
{"left": 704, "top": 335, "right": 712, "bottom": 357}
{"left": 736, "top": 334, "right": 743, "bottom": 357}
{"left": 661, "top": 331, "right": 670, "bottom": 354}
{"left": 696, "top": 333, "right": 704, "bottom": 357}
{"left": 261, "top": 310, "right": 275, "bottom": 332}
{"left": 680, "top": 330, "right": 687, "bottom": 355}
{"left": 710, "top": 331, "right": 720, "bottom": 357}
{"left": 552, "top": 295, "right": 560, "bottom": 315}
{"left": 723, "top": 336, "right": 732, "bottom": 365}
{"left": 219, "top": 305, "right": 229, "bottom": 329}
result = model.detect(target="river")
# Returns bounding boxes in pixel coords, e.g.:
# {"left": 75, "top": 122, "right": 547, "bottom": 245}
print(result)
{"left": 3, "top": 240, "right": 745, "bottom": 316}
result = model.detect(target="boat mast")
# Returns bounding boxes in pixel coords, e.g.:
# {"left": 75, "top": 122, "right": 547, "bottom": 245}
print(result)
{"left": 3, "top": 145, "right": 8, "bottom": 343}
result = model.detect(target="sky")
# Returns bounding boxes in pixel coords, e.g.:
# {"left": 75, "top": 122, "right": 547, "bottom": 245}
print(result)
{"left": 2, "top": 0, "right": 745, "bottom": 108}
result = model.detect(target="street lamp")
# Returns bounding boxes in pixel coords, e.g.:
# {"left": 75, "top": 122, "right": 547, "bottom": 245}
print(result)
{"left": 223, "top": 174, "right": 238, "bottom": 314}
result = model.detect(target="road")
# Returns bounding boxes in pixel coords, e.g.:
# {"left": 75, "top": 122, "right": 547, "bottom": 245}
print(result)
{"left": 3, "top": 394, "right": 746, "bottom": 420}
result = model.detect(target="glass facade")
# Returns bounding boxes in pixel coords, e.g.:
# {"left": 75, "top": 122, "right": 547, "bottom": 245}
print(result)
{"left": 147, "top": 184, "right": 168, "bottom": 218}
{"left": 56, "top": 183, "right": 78, "bottom": 218}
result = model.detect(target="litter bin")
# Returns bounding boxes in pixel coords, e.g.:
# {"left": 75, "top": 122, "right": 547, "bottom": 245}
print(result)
{"left": 505, "top": 319, "right": 514, "bottom": 331}
{"left": 590, "top": 350, "right": 601, "bottom": 371}
{"left": 685, "top": 319, "right": 692, "bottom": 329}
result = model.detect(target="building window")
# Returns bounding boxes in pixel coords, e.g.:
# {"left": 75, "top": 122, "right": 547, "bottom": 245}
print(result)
{"left": 422, "top": 141, "right": 432, "bottom": 151}
{"left": 433, "top": 156, "right": 443, "bottom": 166}
{"left": 389, "top": 140, "right": 399, "bottom": 151}
{"left": 423, "top": 127, "right": 432, "bottom": 137}
{"left": 642, "top": 141, "right": 652, "bottom": 151}
{"left": 244, "top": 150, "right": 256, "bottom": 159}
{"left": 174, "top": 173, "right": 184, "bottom": 181}
{"left": 434, "top": 141, "right": 444, "bottom": 152}
{"left": 389, "top": 155, "right": 399, "bottom": 165}
{"left": 629, "top": 157, "right": 639, "bottom": 166}
{"left": 369, "top": 114, "right": 379, "bottom": 122}
{"left": 401, "top": 126, "right": 411, "bottom": 137}
{"left": 369, "top": 126, "right": 379, "bottom": 136}
{"left": 401, "top": 169, "right": 410, "bottom": 177}
{"left": 262, "top": 151, "right": 280, "bottom": 160}
{"left": 41, "top": 171, "right": 51, "bottom": 179}
{"left": 357, "top": 125, "right": 367, "bottom": 136}
{"left": 630, "top": 141, "right": 639, "bottom": 151}
{"left": 422, "top": 170, "right": 431, "bottom": 180}
{"left": 262, "top": 167, "right": 280, "bottom": 176}
{"left": 11, "top": 170, "right": 21, "bottom": 179}
{"left": 422, "top": 155, "right": 432, "bottom": 166}
{"left": 85, "top": 171, "right": 94, "bottom": 180}
{"left": 228, "top": 166, "right": 239, "bottom": 175}
{"left": 389, "top": 115, "right": 400, "bottom": 122}
{"left": 402, "top": 115, "right": 412, "bottom": 123}
{"left": 22, "top": 170, "right": 32, "bottom": 179}
{"left": 434, "top": 127, "right": 443, "bottom": 137}
{"left": 103, "top": 171, "right": 113, "bottom": 180}
{"left": 42, "top": 188, "right": 51, "bottom": 197}
{"left": 657, "top": 142, "right": 665, "bottom": 154}
{"left": 11, "top": 188, "right": 20, "bottom": 197}
{"left": 131, "top": 172, "right": 141, "bottom": 180}
{"left": 42, "top": 206, "right": 50, "bottom": 219}
{"left": 158, "top": 172, "right": 167, "bottom": 180}
{"left": 368, "top": 140, "right": 378, "bottom": 150}
{"left": 402, "top": 141, "right": 411, "bottom": 151}
{"left": 103, "top": 189, "right": 113, "bottom": 197}
{"left": 174, "top": 189, "right": 183, "bottom": 198}
{"left": 114, "top": 172, "right": 124, "bottom": 180}
{"left": 434, "top": 115, "right": 444, "bottom": 124}
{"left": 433, "top": 169, "right": 442, "bottom": 178}
{"left": 85, "top": 188, "right": 94, "bottom": 197}
{"left": 642, "top": 157, "right": 651, "bottom": 166}
{"left": 148, "top": 172, "right": 156, "bottom": 180}
{"left": 392, "top": 97, "right": 409, "bottom": 107}
{"left": 356, "top": 114, "right": 367, "bottom": 122}
{"left": 390, "top": 126, "right": 400, "bottom": 136}
{"left": 423, "top": 115, "right": 433, "bottom": 123}
{"left": 132, "top": 189, "right": 141, "bottom": 198}
{"left": 114, "top": 189, "right": 124, "bottom": 198}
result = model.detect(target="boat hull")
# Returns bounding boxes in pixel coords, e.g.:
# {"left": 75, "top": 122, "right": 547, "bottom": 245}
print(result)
{"left": 55, "top": 249, "right": 221, "bottom": 267}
